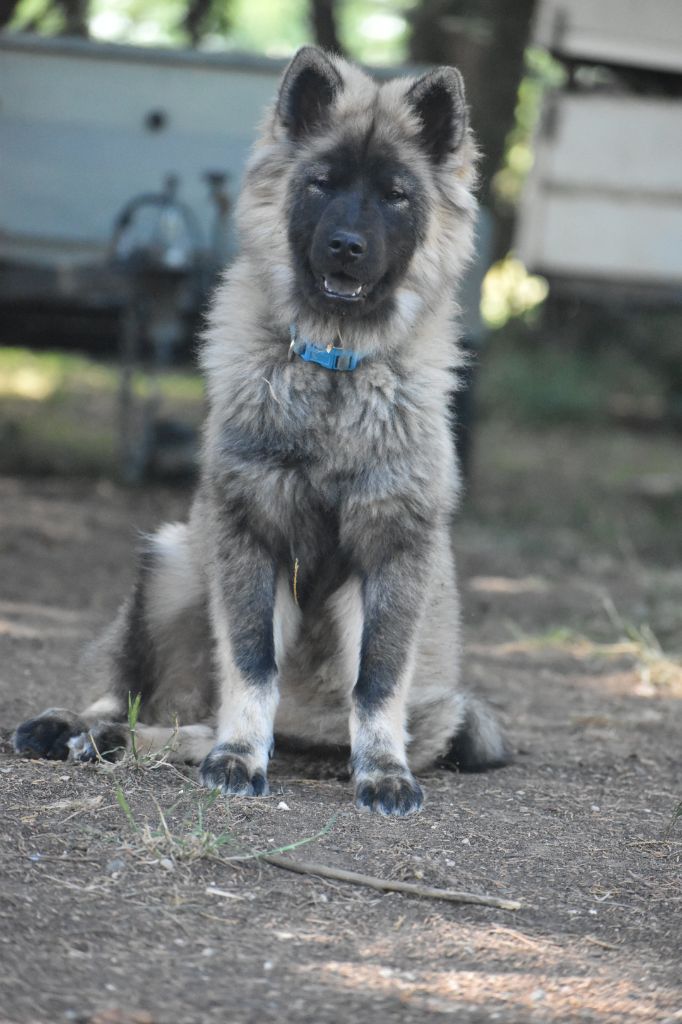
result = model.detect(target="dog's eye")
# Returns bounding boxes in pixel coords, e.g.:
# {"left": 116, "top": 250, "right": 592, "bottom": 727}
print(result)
{"left": 386, "top": 187, "right": 407, "bottom": 203}
{"left": 308, "top": 175, "right": 330, "bottom": 191}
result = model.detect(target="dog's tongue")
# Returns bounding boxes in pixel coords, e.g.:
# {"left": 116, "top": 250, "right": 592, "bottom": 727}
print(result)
{"left": 324, "top": 274, "right": 362, "bottom": 298}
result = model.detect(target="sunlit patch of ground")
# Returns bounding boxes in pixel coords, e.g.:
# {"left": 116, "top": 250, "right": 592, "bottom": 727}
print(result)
{"left": 307, "top": 957, "right": 669, "bottom": 1021}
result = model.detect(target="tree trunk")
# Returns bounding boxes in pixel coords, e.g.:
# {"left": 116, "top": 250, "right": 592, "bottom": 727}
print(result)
{"left": 56, "top": 0, "right": 89, "bottom": 36}
{"left": 182, "top": 0, "right": 213, "bottom": 47}
{"left": 0, "top": 0, "right": 21, "bottom": 29}
{"left": 409, "top": 0, "right": 536, "bottom": 211}
{"left": 309, "top": 0, "right": 343, "bottom": 55}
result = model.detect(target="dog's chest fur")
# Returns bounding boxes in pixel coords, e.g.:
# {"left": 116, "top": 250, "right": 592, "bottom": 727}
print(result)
{"left": 206, "top": 338, "right": 454, "bottom": 607}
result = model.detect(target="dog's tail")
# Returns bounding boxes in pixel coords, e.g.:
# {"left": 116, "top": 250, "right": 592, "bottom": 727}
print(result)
{"left": 440, "top": 695, "right": 511, "bottom": 772}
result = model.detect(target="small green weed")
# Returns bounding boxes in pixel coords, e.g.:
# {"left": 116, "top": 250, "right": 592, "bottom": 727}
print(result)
{"left": 114, "top": 786, "right": 139, "bottom": 833}
{"left": 127, "top": 692, "right": 142, "bottom": 764}
{"left": 113, "top": 784, "right": 337, "bottom": 867}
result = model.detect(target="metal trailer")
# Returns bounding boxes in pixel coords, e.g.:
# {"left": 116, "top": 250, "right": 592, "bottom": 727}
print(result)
{"left": 0, "top": 33, "right": 292, "bottom": 330}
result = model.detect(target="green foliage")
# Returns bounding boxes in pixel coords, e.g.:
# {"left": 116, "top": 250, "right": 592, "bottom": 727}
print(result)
{"left": 127, "top": 692, "right": 142, "bottom": 763}
{"left": 9, "top": 0, "right": 68, "bottom": 35}
{"left": 478, "top": 314, "right": 673, "bottom": 428}
{"left": 9, "top": 0, "right": 415, "bottom": 64}
{"left": 113, "top": 781, "right": 339, "bottom": 866}
{"left": 338, "top": 0, "right": 413, "bottom": 66}
{"left": 481, "top": 256, "right": 548, "bottom": 329}
{"left": 480, "top": 339, "right": 606, "bottom": 425}
{"left": 493, "top": 46, "right": 566, "bottom": 209}
{"left": 114, "top": 785, "right": 139, "bottom": 831}
{"left": 216, "top": 0, "right": 308, "bottom": 55}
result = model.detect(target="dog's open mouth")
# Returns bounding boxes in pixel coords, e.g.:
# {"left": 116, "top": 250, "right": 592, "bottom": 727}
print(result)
{"left": 321, "top": 273, "right": 369, "bottom": 302}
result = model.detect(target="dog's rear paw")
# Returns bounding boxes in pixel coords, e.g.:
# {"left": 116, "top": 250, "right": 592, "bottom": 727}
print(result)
{"left": 13, "top": 709, "right": 86, "bottom": 761}
{"left": 355, "top": 771, "right": 424, "bottom": 817}
{"left": 68, "top": 723, "right": 129, "bottom": 763}
{"left": 199, "top": 743, "right": 268, "bottom": 797}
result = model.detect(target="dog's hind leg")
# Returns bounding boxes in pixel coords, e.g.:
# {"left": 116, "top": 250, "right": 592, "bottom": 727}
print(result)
{"left": 14, "top": 520, "right": 212, "bottom": 763}
{"left": 13, "top": 544, "right": 160, "bottom": 762}
{"left": 405, "top": 532, "right": 510, "bottom": 775}
{"left": 67, "top": 721, "right": 215, "bottom": 764}
{"left": 13, "top": 693, "right": 127, "bottom": 763}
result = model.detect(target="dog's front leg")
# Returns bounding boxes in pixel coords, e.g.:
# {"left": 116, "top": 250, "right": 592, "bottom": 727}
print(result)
{"left": 351, "top": 552, "right": 426, "bottom": 816}
{"left": 200, "top": 538, "right": 278, "bottom": 797}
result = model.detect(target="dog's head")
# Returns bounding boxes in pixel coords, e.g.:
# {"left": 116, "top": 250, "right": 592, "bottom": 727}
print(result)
{"left": 278, "top": 47, "right": 473, "bottom": 325}
{"left": 238, "top": 47, "right": 477, "bottom": 342}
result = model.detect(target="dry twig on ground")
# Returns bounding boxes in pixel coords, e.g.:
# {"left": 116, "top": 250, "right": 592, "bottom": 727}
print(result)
{"left": 260, "top": 853, "right": 522, "bottom": 911}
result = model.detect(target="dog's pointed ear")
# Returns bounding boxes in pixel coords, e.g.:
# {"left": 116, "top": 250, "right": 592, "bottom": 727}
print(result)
{"left": 277, "top": 47, "right": 343, "bottom": 140}
{"left": 408, "top": 67, "right": 468, "bottom": 163}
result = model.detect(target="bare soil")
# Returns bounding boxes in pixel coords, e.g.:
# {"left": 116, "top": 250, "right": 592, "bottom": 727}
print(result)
{"left": 1, "top": 419, "right": 680, "bottom": 1024}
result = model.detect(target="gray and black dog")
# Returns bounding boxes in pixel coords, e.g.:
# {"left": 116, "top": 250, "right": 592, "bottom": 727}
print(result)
{"left": 14, "top": 47, "right": 508, "bottom": 815}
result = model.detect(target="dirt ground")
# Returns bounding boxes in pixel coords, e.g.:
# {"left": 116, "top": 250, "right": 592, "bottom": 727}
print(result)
{"left": 1, "top": 417, "right": 680, "bottom": 1024}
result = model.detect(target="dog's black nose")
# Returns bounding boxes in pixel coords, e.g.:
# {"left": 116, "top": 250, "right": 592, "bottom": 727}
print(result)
{"left": 328, "top": 230, "right": 367, "bottom": 261}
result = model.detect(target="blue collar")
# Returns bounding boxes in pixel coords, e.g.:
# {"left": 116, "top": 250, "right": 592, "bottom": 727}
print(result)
{"left": 288, "top": 324, "right": 364, "bottom": 372}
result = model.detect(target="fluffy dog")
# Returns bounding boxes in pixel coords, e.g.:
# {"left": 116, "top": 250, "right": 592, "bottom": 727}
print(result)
{"left": 14, "top": 47, "right": 508, "bottom": 815}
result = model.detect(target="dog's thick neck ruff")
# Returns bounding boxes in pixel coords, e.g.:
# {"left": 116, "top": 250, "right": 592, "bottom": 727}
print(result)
{"left": 288, "top": 323, "right": 365, "bottom": 372}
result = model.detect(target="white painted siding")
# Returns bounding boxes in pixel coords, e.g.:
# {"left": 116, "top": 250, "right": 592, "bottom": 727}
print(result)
{"left": 534, "top": 0, "right": 682, "bottom": 74}
{"left": 516, "top": 93, "right": 682, "bottom": 286}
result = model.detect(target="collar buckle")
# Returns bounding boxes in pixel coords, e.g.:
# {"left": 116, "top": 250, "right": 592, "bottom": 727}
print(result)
{"left": 288, "top": 324, "right": 363, "bottom": 373}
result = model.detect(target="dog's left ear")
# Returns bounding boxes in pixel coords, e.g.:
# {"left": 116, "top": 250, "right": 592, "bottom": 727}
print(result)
{"left": 408, "top": 67, "right": 468, "bottom": 163}
{"left": 277, "top": 47, "right": 343, "bottom": 140}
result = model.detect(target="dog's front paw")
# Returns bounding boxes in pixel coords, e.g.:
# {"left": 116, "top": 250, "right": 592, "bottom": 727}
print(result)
{"left": 13, "top": 709, "right": 87, "bottom": 761}
{"left": 355, "top": 771, "right": 424, "bottom": 817}
{"left": 199, "top": 743, "right": 268, "bottom": 797}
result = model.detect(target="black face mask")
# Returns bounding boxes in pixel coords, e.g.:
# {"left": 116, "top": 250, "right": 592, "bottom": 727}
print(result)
{"left": 288, "top": 138, "right": 427, "bottom": 322}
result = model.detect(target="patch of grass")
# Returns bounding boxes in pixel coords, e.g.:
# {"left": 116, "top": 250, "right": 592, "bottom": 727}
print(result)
{"left": 477, "top": 313, "right": 676, "bottom": 428}
{"left": 0, "top": 347, "right": 203, "bottom": 403}
{"left": 478, "top": 332, "right": 631, "bottom": 426}
{"left": 104, "top": 695, "right": 338, "bottom": 867}
{"left": 480, "top": 341, "right": 606, "bottom": 424}
{"left": 111, "top": 786, "right": 236, "bottom": 864}
{"left": 0, "top": 347, "right": 114, "bottom": 401}
{"left": 598, "top": 593, "right": 682, "bottom": 696}
{"left": 113, "top": 784, "right": 337, "bottom": 867}
{"left": 145, "top": 790, "right": 236, "bottom": 863}
{"left": 0, "top": 347, "right": 203, "bottom": 476}
{"left": 504, "top": 601, "right": 682, "bottom": 698}
{"left": 465, "top": 414, "right": 682, "bottom": 564}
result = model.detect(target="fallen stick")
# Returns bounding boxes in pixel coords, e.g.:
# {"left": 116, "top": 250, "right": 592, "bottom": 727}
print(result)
{"left": 261, "top": 853, "right": 521, "bottom": 911}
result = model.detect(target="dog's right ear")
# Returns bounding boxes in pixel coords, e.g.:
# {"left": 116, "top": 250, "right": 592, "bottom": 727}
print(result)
{"left": 277, "top": 47, "right": 342, "bottom": 140}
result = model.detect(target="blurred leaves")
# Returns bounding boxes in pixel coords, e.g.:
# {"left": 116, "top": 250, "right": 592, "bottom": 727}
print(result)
{"left": 481, "top": 256, "right": 548, "bottom": 329}
{"left": 493, "top": 47, "right": 566, "bottom": 209}
{"left": 6, "top": 0, "right": 416, "bottom": 60}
